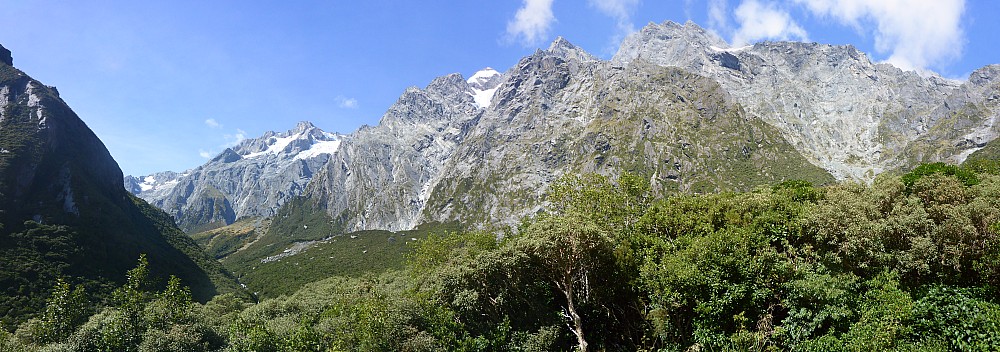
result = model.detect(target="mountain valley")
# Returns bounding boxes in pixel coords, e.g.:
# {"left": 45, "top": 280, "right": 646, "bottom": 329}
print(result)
{"left": 3, "top": 16, "right": 1000, "bottom": 351}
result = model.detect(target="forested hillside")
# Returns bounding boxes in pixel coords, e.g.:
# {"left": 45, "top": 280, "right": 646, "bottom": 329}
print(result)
{"left": 4, "top": 163, "right": 999, "bottom": 351}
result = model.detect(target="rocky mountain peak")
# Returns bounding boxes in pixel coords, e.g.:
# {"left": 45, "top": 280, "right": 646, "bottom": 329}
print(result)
{"left": 969, "top": 64, "right": 1000, "bottom": 87}
{"left": 129, "top": 121, "right": 342, "bottom": 232}
{"left": 232, "top": 122, "right": 339, "bottom": 159}
{"left": 0, "top": 44, "right": 11, "bottom": 66}
{"left": 426, "top": 73, "right": 473, "bottom": 98}
{"left": 603, "top": 19, "right": 1000, "bottom": 180}
{"left": 467, "top": 67, "right": 501, "bottom": 90}
{"left": 547, "top": 36, "right": 597, "bottom": 62}
{"left": 211, "top": 148, "right": 242, "bottom": 164}
{"left": 292, "top": 120, "right": 318, "bottom": 133}
{"left": 612, "top": 20, "right": 730, "bottom": 66}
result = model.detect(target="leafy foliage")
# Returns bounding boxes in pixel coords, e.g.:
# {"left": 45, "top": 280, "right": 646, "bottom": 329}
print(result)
{"left": 901, "top": 162, "right": 979, "bottom": 191}
{"left": 7, "top": 166, "right": 1000, "bottom": 351}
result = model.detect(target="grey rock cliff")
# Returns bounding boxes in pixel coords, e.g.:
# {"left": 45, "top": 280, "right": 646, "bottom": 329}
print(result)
{"left": 612, "top": 21, "right": 997, "bottom": 179}
{"left": 421, "top": 43, "right": 831, "bottom": 227}
{"left": 303, "top": 37, "right": 831, "bottom": 232}
{"left": 306, "top": 72, "right": 485, "bottom": 231}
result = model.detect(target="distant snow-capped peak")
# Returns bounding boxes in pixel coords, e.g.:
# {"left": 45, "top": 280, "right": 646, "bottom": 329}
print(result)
{"left": 467, "top": 67, "right": 502, "bottom": 109}
{"left": 467, "top": 67, "right": 500, "bottom": 87}
{"left": 236, "top": 122, "right": 343, "bottom": 159}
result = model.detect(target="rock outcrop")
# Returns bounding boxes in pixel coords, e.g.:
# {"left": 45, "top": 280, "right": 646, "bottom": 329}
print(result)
{"left": 305, "top": 72, "right": 486, "bottom": 231}
{"left": 304, "top": 38, "right": 832, "bottom": 231}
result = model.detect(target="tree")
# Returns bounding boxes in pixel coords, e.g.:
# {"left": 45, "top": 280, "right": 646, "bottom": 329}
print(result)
{"left": 150, "top": 276, "right": 194, "bottom": 327}
{"left": 42, "top": 278, "right": 88, "bottom": 341}
{"left": 517, "top": 213, "right": 613, "bottom": 352}
{"left": 547, "top": 172, "right": 651, "bottom": 236}
{"left": 114, "top": 254, "right": 152, "bottom": 316}
{"left": 16, "top": 278, "right": 88, "bottom": 344}
{"left": 101, "top": 253, "right": 152, "bottom": 351}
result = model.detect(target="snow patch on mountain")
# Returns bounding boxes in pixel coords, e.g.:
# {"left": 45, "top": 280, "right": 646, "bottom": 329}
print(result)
{"left": 139, "top": 176, "right": 157, "bottom": 192}
{"left": 467, "top": 67, "right": 500, "bottom": 86}
{"left": 125, "top": 171, "right": 186, "bottom": 199}
{"left": 467, "top": 67, "right": 502, "bottom": 109}
{"left": 243, "top": 133, "right": 301, "bottom": 158}
{"left": 137, "top": 174, "right": 186, "bottom": 192}
{"left": 470, "top": 87, "right": 498, "bottom": 109}
{"left": 127, "top": 122, "right": 343, "bottom": 232}
{"left": 294, "top": 139, "right": 342, "bottom": 161}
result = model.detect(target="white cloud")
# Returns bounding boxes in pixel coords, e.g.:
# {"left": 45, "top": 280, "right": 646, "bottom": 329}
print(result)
{"left": 506, "top": 0, "right": 556, "bottom": 45}
{"left": 708, "top": 0, "right": 731, "bottom": 33}
{"left": 336, "top": 96, "right": 359, "bottom": 109}
{"left": 589, "top": 0, "right": 640, "bottom": 35}
{"left": 223, "top": 129, "right": 247, "bottom": 147}
{"left": 793, "top": 0, "right": 966, "bottom": 72}
{"left": 589, "top": 0, "right": 641, "bottom": 55}
{"left": 589, "top": 0, "right": 639, "bottom": 23}
{"left": 204, "top": 118, "right": 222, "bottom": 128}
{"left": 683, "top": 0, "right": 695, "bottom": 19}
{"left": 200, "top": 128, "right": 248, "bottom": 159}
{"left": 732, "top": 0, "right": 809, "bottom": 46}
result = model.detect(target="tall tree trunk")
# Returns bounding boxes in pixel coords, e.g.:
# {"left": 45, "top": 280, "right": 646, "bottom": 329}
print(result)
{"left": 561, "top": 280, "right": 588, "bottom": 352}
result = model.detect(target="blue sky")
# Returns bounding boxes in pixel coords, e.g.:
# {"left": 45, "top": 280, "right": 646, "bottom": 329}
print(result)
{"left": 0, "top": 0, "right": 996, "bottom": 176}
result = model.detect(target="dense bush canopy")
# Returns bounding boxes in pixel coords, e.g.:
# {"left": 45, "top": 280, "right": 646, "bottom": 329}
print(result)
{"left": 4, "top": 166, "right": 1000, "bottom": 351}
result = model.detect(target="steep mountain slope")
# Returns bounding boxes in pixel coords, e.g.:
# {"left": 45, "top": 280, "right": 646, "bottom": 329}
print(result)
{"left": 134, "top": 69, "right": 500, "bottom": 234}
{"left": 423, "top": 41, "right": 833, "bottom": 226}
{"left": 612, "top": 21, "right": 1000, "bottom": 179}
{"left": 303, "top": 38, "right": 832, "bottom": 232}
{"left": 0, "top": 45, "right": 242, "bottom": 325}
{"left": 305, "top": 72, "right": 485, "bottom": 232}
{"left": 129, "top": 121, "right": 341, "bottom": 232}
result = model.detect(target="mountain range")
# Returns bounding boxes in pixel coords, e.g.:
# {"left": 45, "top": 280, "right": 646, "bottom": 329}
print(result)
{"left": 129, "top": 21, "right": 999, "bottom": 237}
{"left": 125, "top": 121, "right": 341, "bottom": 233}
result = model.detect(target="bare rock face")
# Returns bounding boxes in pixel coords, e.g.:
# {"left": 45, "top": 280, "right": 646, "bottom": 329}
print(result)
{"left": 612, "top": 21, "right": 999, "bottom": 180}
{"left": 306, "top": 73, "right": 484, "bottom": 231}
{"left": 421, "top": 43, "right": 831, "bottom": 228}
{"left": 302, "top": 36, "right": 831, "bottom": 232}
{"left": 0, "top": 59, "right": 123, "bottom": 219}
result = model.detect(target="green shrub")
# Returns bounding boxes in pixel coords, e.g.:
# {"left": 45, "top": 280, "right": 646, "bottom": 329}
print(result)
{"left": 901, "top": 162, "right": 979, "bottom": 192}
{"left": 911, "top": 286, "right": 1000, "bottom": 350}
